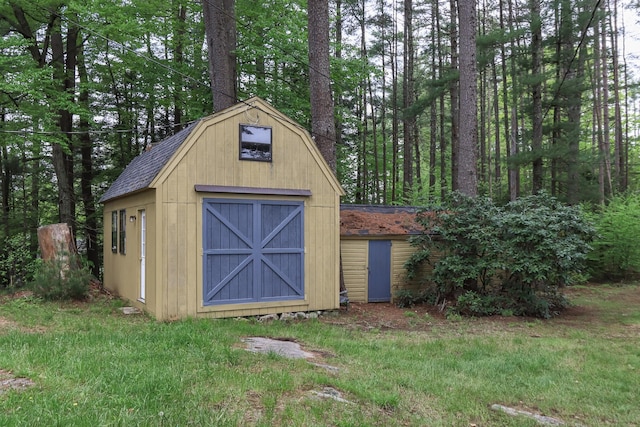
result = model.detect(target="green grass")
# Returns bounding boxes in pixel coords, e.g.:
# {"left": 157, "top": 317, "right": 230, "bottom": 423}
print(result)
{"left": 0, "top": 284, "right": 639, "bottom": 426}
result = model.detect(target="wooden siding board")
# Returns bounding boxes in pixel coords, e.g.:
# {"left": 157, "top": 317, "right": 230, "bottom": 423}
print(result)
{"left": 311, "top": 207, "right": 322, "bottom": 309}
{"left": 166, "top": 202, "right": 179, "bottom": 319}
{"left": 195, "top": 185, "right": 311, "bottom": 197}
{"left": 154, "top": 190, "right": 164, "bottom": 319}
{"left": 177, "top": 202, "right": 188, "bottom": 316}
{"left": 144, "top": 203, "right": 157, "bottom": 314}
{"left": 329, "top": 207, "right": 339, "bottom": 308}
{"left": 340, "top": 240, "right": 368, "bottom": 302}
{"left": 183, "top": 203, "right": 199, "bottom": 316}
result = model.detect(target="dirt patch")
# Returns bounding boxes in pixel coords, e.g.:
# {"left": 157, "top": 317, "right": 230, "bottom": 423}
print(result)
{"left": 0, "top": 317, "right": 18, "bottom": 330}
{"left": 320, "top": 285, "right": 640, "bottom": 333}
{"left": 0, "top": 290, "right": 34, "bottom": 303}
{"left": 322, "top": 302, "right": 446, "bottom": 331}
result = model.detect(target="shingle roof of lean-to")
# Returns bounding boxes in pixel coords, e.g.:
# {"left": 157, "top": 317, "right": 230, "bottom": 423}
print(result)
{"left": 99, "top": 120, "right": 201, "bottom": 203}
{"left": 340, "top": 204, "right": 425, "bottom": 236}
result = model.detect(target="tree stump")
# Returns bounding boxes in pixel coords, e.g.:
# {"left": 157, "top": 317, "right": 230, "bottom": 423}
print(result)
{"left": 37, "top": 223, "right": 78, "bottom": 271}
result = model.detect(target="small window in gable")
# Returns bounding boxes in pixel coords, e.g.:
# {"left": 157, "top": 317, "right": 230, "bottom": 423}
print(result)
{"left": 240, "top": 124, "right": 272, "bottom": 162}
{"left": 111, "top": 211, "right": 118, "bottom": 253}
{"left": 119, "top": 209, "right": 126, "bottom": 254}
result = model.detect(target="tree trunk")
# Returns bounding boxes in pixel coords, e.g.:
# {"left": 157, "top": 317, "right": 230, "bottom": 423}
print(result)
{"left": 402, "top": 0, "right": 415, "bottom": 201}
{"left": 50, "top": 13, "right": 77, "bottom": 232}
{"left": 531, "top": 0, "right": 543, "bottom": 194}
{"left": 429, "top": 4, "right": 438, "bottom": 201}
{"left": 391, "top": 6, "right": 400, "bottom": 202}
{"left": 37, "top": 223, "right": 78, "bottom": 271}
{"left": 1, "top": 110, "right": 10, "bottom": 238}
{"left": 491, "top": 57, "right": 501, "bottom": 195}
{"left": 173, "top": 1, "right": 186, "bottom": 131}
{"left": 599, "top": 5, "right": 613, "bottom": 197}
{"left": 450, "top": 0, "right": 459, "bottom": 191}
{"left": 609, "top": 0, "right": 624, "bottom": 191}
{"left": 437, "top": 1, "right": 447, "bottom": 199}
{"left": 78, "top": 39, "right": 100, "bottom": 279}
{"left": 202, "top": 0, "right": 237, "bottom": 111}
{"left": 377, "top": 0, "right": 389, "bottom": 204}
{"left": 308, "top": 0, "right": 337, "bottom": 172}
{"left": 457, "top": 0, "right": 478, "bottom": 196}
{"left": 507, "top": 0, "right": 519, "bottom": 201}
{"left": 562, "top": 0, "right": 584, "bottom": 204}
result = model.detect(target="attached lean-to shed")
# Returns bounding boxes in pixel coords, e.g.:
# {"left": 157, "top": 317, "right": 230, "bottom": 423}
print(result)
{"left": 340, "top": 205, "right": 426, "bottom": 303}
{"left": 100, "top": 97, "right": 345, "bottom": 320}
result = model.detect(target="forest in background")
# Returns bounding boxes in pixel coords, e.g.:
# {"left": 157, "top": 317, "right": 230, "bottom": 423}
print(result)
{"left": 0, "top": 0, "right": 638, "bottom": 281}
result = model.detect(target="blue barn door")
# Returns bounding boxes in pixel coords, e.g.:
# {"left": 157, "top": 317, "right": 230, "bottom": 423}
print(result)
{"left": 368, "top": 240, "right": 391, "bottom": 302}
{"left": 203, "top": 199, "right": 304, "bottom": 306}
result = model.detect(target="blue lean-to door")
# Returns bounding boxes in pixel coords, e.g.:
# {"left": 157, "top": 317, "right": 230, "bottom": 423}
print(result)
{"left": 368, "top": 240, "right": 392, "bottom": 302}
{"left": 202, "top": 198, "right": 304, "bottom": 305}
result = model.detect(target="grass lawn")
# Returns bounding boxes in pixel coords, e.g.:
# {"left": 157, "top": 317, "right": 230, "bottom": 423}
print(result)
{"left": 0, "top": 283, "right": 638, "bottom": 426}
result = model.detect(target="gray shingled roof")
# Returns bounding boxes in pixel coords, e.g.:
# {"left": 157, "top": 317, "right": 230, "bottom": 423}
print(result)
{"left": 99, "top": 120, "right": 201, "bottom": 203}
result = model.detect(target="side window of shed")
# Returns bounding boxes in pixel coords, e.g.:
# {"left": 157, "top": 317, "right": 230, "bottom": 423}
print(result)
{"left": 119, "top": 209, "right": 126, "bottom": 254}
{"left": 111, "top": 211, "right": 118, "bottom": 253}
{"left": 239, "top": 124, "right": 272, "bottom": 161}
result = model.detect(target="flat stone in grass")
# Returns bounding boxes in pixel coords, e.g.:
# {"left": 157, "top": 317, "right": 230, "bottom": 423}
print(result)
{"left": 119, "top": 307, "right": 142, "bottom": 315}
{"left": 491, "top": 404, "right": 567, "bottom": 426}
{"left": 242, "top": 337, "right": 315, "bottom": 359}
{"left": 310, "top": 386, "right": 352, "bottom": 403}
{"left": 0, "top": 369, "right": 35, "bottom": 394}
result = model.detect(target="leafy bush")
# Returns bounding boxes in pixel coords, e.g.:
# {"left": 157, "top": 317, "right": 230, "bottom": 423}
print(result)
{"left": 0, "top": 234, "right": 39, "bottom": 289}
{"left": 406, "top": 192, "right": 595, "bottom": 318}
{"left": 455, "top": 291, "right": 501, "bottom": 316}
{"left": 394, "top": 288, "right": 437, "bottom": 308}
{"left": 394, "top": 290, "right": 417, "bottom": 308}
{"left": 30, "top": 253, "right": 93, "bottom": 300}
{"left": 586, "top": 194, "right": 640, "bottom": 281}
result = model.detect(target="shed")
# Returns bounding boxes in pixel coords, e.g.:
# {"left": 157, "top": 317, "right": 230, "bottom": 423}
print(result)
{"left": 100, "top": 97, "right": 345, "bottom": 320}
{"left": 340, "top": 205, "right": 426, "bottom": 303}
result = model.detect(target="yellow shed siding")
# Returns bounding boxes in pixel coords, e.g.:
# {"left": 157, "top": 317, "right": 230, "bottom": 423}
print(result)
{"left": 103, "top": 98, "right": 344, "bottom": 320}
{"left": 305, "top": 203, "right": 341, "bottom": 310}
{"left": 154, "top": 106, "right": 341, "bottom": 319}
{"left": 340, "top": 240, "right": 368, "bottom": 302}
{"left": 102, "top": 190, "right": 156, "bottom": 314}
{"left": 162, "top": 114, "right": 323, "bottom": 196}
{"left": 340, "top": 237, "right": 434, "bottom": 304}
{"left": 391, "top": 239, "right": 421, "bottom": 298}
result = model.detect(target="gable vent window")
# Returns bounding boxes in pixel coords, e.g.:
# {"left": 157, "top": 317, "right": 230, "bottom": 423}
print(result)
{"left": 240, "top": 124, "right": 272, "bottom": 162}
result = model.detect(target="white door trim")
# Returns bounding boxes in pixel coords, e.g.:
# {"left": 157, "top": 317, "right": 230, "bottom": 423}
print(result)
{"left": 139, "top": 210, "right": 146, "bottom": 303}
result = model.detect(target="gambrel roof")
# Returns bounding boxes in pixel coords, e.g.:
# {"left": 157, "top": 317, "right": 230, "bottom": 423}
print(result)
{"left": 100, "top": 97, "right": 344, "bottom": 204}
{"left": 99, "top": 121, "right": 201, "bottom": 203}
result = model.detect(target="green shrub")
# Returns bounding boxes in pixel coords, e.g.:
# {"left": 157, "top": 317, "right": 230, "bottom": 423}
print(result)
{"left": 406, "top": 192, "right": 595, "bottom": 318}
{"left": 395, "top": 286, "right": 439, "bottom": 308}
{"left": 30, "top": 253, "right": 93, "bottom": 300}
{"left": 394, "top": 290, "right": 417, "bottom": 308}
{"left": 586, "top": 193, "right": 640, "bottom": 281}
{"left": 455, "top": 291, "right": 500, "bottom": 316}
{"left": 0, "top": 234, "right": 38, "bottom": 289}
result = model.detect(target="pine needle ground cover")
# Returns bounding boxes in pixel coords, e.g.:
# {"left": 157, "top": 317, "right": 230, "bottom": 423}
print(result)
{"left": 0, "top": 284, "right": 638, "bottom": 426}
